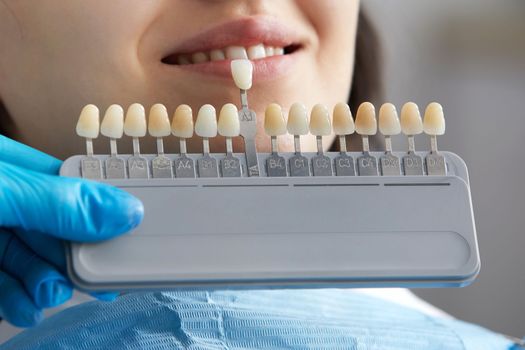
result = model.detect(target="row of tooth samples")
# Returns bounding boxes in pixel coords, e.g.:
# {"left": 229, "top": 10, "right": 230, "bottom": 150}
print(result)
{"left": 76, "top": 102, "right": 245, "bottom": 179}
{"left": 264, "top": 101, "right": 446, "bottom": 177}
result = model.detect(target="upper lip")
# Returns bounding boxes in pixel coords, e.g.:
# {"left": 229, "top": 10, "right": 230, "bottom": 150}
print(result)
{"left": 164, "top": 16, "right": 305, "bottom": 57}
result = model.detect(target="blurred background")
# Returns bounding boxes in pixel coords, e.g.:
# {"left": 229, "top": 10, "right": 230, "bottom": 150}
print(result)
{"left": 365, "top": 0, "right": 525, "bottom": 336}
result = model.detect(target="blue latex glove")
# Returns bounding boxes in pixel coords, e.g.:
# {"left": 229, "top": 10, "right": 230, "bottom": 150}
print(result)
{"left": 0, "top": 289, "right": 516, "bottom": 350}
{"left": 0, "top": 135, "right": 143, "bottom": 327}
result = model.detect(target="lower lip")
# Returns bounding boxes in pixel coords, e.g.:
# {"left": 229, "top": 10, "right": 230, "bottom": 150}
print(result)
{"left": 163, "top": 53, "right": 298, "bottom": 82}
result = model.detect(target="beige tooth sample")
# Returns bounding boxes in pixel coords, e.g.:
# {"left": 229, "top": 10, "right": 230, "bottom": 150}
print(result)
{"left": 309, "top": 104, "right": 331, "bottom": 136}
{"left": 287, "top": 102, "right": 309, "bottom": 136}
{"left": 124, "top": 103, "right": 147, "bottom": 138}
{"left": 400, "top": 102, "right": 423, "bottom": 136}
{"left": 218, "top": 103, "right": 240, "bottom": 137}
{"left": 231, "top": 59, "right": 253, "bottom": 90}
{"left": 195, "top": 104, "right": 217, "bottom": 139}
{"left": 423, "top": 102, "right": 446, "bottom": 136}
{"left": 355, "top": 102, "right": 377, "bottom": 136}
{"left": 265, "top": 103, "right": 287, "bottom": 137}
{"left": 379, "top": 103, "right": 401, "bottom": 136}
{"left": 148, "top": 104, "right": 171, "bottom": 137}
{"left": 76, "top": 104, "right": 100, "bottom": 139}
{"left": 332, "top": 103, "right": 354, "bottom": 153}
{"left": 101, "top": 104, "right": 124, "bottom": 139}
{"left": 225, "top": 46, "right": 248, "bottom": 60}
{"left": 171, "top": 104, "right": 194, "bottom": 139}
{"left": 247, "top": 44, "right": 266, "bottom": 60}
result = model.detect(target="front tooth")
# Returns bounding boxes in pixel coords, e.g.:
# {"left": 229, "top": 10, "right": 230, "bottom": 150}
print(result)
{"left": 218, "top": 103, "right": 240, "bottom": 137}
{"left": 178, "top": 55, "right": 191, "bottom": 65}
{"left": 76, "top": 104, "right": 100, "bottom": 139}
{"left": 192, "top": 52, "right": 208, "bottom": 64}
{"left": 287, "top": 102, "right": 309, "bottom": 135}
{"left": 195, "top": 104, "right": 217, "bottom": 138}
{"left": 378, "top": 103, "right": 401, "bottom": 136}
{"left": 332, "top": 102, "right": 355, "bottom": 135}
{"left": 274, "top": 47, "right": 284, "bottom": 55}
{"left": 309, "top": 104, "right": 331, "bottom": 136}
{"left": 124, "top": 103, "right": 147, "bottom": 137}
{"left": 225, "top": 46, "right": 248, "bottom": 60}
{"left": 264, "top": 103, "right": 287, "bottom": 136}
{"left": 265, "top": 46, "right": 275, "bottom": 57}
{"left": 355, "top": 102, "right": 377, "bottom": 135}
{"left": 400, "top": 102, "right": 423, "bottom": 135}
{"left": 101, "top": 104, "right": 124, "bottom": 139}
{"left": 210, "top": 49, "right": 225, "bottom": 61}
{"left": 423, "top": 102, "right": 445, "bottom": 135}
{"left": 247, "top": 44, "right": 266, "bottom": 60}
{"left": 148, "top": 104, "right": 171, "bottom": 137}
{"left": 230, "top": 59, "right": 253, "bottom": 90}
{"left": 171, "top": 104, "right": 194, "bottom": 138}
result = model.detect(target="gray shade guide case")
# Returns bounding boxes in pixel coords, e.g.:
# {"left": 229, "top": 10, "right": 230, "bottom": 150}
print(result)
{"left": 61, "top": 151, "right": 479, "bottom": 291}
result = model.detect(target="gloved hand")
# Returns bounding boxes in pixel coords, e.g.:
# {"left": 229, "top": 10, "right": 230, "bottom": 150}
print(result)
{"left": 0, "top": 135, "right": 143, "bottom": 327}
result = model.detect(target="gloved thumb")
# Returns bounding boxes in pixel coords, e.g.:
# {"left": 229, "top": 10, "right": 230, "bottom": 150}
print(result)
{"left": 0, "top": 161, "right": 143, "bottom": 241}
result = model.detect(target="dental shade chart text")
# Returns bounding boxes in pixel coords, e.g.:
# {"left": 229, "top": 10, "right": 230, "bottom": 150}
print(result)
{"left": 63, "top": 59, "right": 479, "bottom": 291}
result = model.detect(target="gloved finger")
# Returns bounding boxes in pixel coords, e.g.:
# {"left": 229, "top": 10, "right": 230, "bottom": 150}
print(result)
{"left": 0, "top": 134, "right": 61, "bottom": 175}
{"left": 15, "top": 229, "right": 121, "bottom": 302}
{"left": 0, "top": 270, "right": 43, "bottom": 327}
{"left": 0, "top": 229, "right": 73, "bottom": 308}
{"left": 0, "top": 161, "right": 144, "bottom": 242}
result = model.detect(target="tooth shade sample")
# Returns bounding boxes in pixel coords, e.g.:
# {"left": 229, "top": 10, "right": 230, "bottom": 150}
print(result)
{"left": 210, "top": 49, "right": 225, "bottom": 61}
{"left": 171, "top": 104, "right": 194, "bottom": 138}
{"left": 332, "top": 103, "right": 354, "bottom": 135}
{"left": 225, "top": 46, "right": 248, "bottom": 60}
{"left": 400, "top": 102, "right": 423, "bottom": 135}
{"left": 148, "top": 104, "right": 171, "bottom": 137}
{"left": 423, "top": 102, "right": 446, "bottom": 135}
{"left": 355, "top": 102, "right": 377, "bottom": 135}
{"left": 101, "top": 104, "right": 124, "bottom": 138}
{"left": 309, "top": 104, "right": 331, "bottom": 136}
{"left": 247, "top": 44, "right": 266, "bottom": 60}
{"left": 76, "top": 104, "right": 100, "bottom": 139}
{"left": 287, "top": 103, "right": 309, "bottom": 135}
{"left": 264, "top": 103, "right": 287, "bottom": 136}
{"left": 231, "top": 59, "right": 253, "bottom": 90}
{"left": 378, "top": 103, "right": 401, "bottom": 136}
{"left": 124, "top": 103, "right": 147, "bottom": 137}
{"left": 195, "top": 104, "right": 218, "bottom": 138}
{"left": 218, "top": 103, "right": 240, "bottom": 137}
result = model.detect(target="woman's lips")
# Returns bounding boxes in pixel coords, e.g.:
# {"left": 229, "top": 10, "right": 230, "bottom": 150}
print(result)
{"left": 160, "top": 16, "right": 305, "bottom": 80}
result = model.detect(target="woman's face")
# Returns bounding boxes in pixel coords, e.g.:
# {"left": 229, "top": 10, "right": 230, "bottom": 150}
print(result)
{"left": 0, "top": 0, "right": 359, "bottom": 158}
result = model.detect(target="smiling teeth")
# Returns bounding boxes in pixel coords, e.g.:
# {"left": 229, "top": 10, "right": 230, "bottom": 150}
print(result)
{"left": 176, "top": 44, "right": 286, "bottom": 65}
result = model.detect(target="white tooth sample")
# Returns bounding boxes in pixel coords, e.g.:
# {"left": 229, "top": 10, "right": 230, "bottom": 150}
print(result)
{"left": 101, "top": 104, "right": 124, "bottom": 139}
{"left": 247, "top": 44, "right": 266, "bottom": 60}
{"left": 309, "top": 104, "right": 331, "bottom": 136}
{"left": 210, "top": 49, "right": 225, "bottom": 61}
{"left": 171, "top": 104, "right": 193, "bottom": 138}
{"left": 76, "top": 104, "right": 100, "bottom": 139}
{"left": 274, "top": 47, "right": 284, "bottom": 55}
{"left": 423, "top": 102, "right": 445, "bottom": 135}
{"left": 124, "top": 103, "right": 147, "bottom": 137}
{"left": 148, "top": 104, "right": 171, "bottom": 137}
{"left": 400, "top": 102, "right": 423, "bottom": 135}
{"left": 287, "top": 103, "right": 309, "bottom": 135}
{"left": 178, "top": 55, "right": 191, "bottom": 65}
{"left": 355, "top": 102, "right": 377, "bottom": 135}
{"left": 265, "top": 46, "right": 275, "bottom": 57}
{"left": 379, "top": 103, "right": 401, "bottom": 136}
{"left": 192, "top": 52, "right": 208, "bottom": 64}
{"left": 265, "top": 103, "right": 287, "bottom": 136}
{"left": 218, "top": 103, "right": 240, "bottom": 137}
{"left": 195, "top": 104, "right": 217, "bottom": 138}
{"left": 230, "top": 59, "right": 253, "bottom": 90}
{"left": 225, "top": 46, "right": 248, "bottom": 60}
{"left": 332, "top": 103, "right": 355, "bottom": 135}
